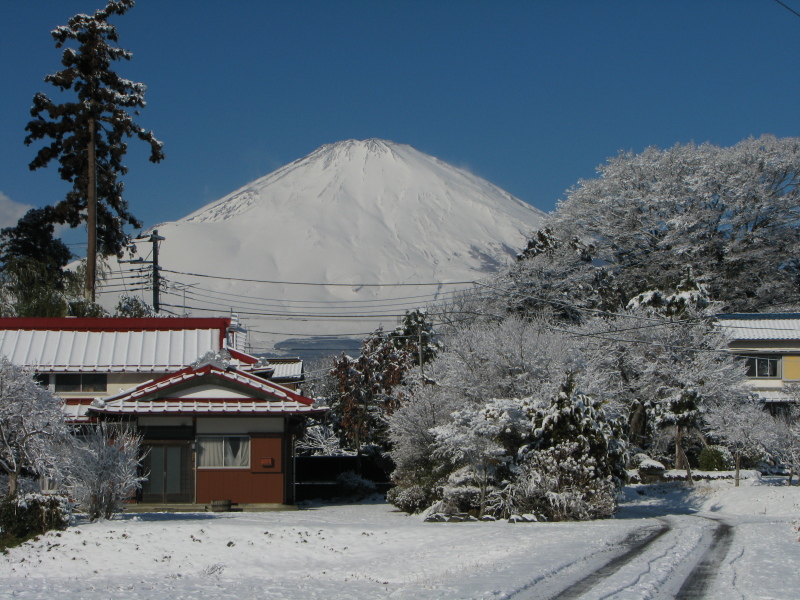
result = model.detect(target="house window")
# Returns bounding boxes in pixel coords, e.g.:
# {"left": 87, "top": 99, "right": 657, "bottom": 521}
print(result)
{"left": 744, "top": 356, "right": 781, "bottom": 379}
{"left": 197, "top": 436, "right": 250, "bottom": 468}
{"left": 54, "top": 373, "right": 107, "bottom": 393}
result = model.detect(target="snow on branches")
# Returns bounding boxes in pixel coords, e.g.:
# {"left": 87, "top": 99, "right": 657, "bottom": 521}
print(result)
{"left": 0, "top": 359, "right": 68, "bottom": 498}
{"left": 514, "top": 135, "right": 800, "bottom": 315}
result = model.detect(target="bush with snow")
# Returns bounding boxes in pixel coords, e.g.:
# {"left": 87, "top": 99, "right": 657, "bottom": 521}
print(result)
{"left": 0, "top": 492, "right": 71, "bottom": 541}
{"left": 391, "top": 370, "right": 628, "bottom": 522}
{"left": 63, "top": 423, "right": 145, "bottom": 521}
{"left": 698, "top": 446, "right": 734, "bottom": 471}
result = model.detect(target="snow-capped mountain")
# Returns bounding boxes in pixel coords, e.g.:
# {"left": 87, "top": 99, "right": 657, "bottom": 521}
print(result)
{"left": 135, "top": 139, "right": 546, "bottom": 349}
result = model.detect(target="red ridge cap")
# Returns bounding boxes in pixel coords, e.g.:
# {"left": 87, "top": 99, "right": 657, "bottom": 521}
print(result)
{"left": 0, "top": 317, "right": 232, "bottom": 332}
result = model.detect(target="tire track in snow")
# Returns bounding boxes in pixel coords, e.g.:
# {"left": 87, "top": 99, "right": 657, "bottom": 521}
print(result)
{"left": 544, "top": 519, "right": 670, "bottom": 600}
{"left": 505, "top": 519, "right": 670, "bottom": 600}
{"left": 674, "top": 518, "right": 734, "bottom": 599}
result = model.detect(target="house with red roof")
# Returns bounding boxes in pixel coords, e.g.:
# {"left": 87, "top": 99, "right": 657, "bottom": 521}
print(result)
{"left": 0, "top": 317, "right": 324, "bottom": 507}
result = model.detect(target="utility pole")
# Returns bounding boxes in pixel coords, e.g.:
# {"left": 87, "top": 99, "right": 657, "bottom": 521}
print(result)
{"left": 150, "top": 230, "right": 164, "bottom": 313}
{"left": 418, "top": 321, "right": 425, "bottom": 378}
{"left": 120, "top": 230, "right": 165, "bottom": 313}
{"left": 86, "top": 117, "right": 97, "bottom": 302}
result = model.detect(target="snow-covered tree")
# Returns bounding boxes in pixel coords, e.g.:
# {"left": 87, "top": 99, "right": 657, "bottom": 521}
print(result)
{"left": 580, "top": 308, "right": 748, "bottom": 463}
{"left": 63, "top": 422, "right": 145, "bottom": 520}
{"left": 768, "top": 397, "right": 800, "bottom": 485}
{"left": 390, "top": 309, "right": 441, "bottom": 369}
{"left": 24, "top": 0, "right": 164, "bottom": 300}
{"left": 513, "top": 135, "right": 800, "bottom": 315}
{"left": 705, "top": 396, "right": 775, "bottom": 485}
{"left": 114, "top": 294, "right": 155, "bottom": 317}
{"left": 0, "top": 207, "right": 74, "bottom": 315}
{"left": 430, "top": 400, "right": 524, "bottom": 517}
{"left": 296, "top": 424, "right": 346, "bottom": 457}
{"left": 330, "top": 328, "right": 414, "bottom": 452}
{"left": 0, "top": 359, "right": 68, "bottom": 497}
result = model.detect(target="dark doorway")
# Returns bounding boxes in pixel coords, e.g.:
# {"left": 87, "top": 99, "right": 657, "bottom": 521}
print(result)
{"left": 141, "top": 442, "right": 194, "bottom": 503}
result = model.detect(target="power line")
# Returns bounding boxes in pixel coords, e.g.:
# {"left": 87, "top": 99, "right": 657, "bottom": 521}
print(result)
{"left": 164, "top": 280, "right": 477, "bottom": 308}
{"left": 161, "top": 268, "right": 476, "bottom": 288}
{"left": 774, "top": 0, "right": 800, "bottom": 19}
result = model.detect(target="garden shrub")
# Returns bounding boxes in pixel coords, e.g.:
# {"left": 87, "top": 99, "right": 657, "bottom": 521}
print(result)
{"left": 0, "top": 493, "right": 71, "bottom": 542}
{"left": 698, "top": 446, "right": 733, "bottom": 471}
{"left": 386, "top": 484, "right": 429, "bottom": 513}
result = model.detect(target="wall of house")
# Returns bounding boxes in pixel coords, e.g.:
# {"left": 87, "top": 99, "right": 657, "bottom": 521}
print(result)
{"left": 196, "top": 435, "right": 285, "bottom": 504}
{"left": 784, "top": 356, "right": 800, "bottom": 381}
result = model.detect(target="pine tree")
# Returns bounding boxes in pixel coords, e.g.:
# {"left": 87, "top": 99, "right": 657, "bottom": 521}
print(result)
{"left": 390, "top": 309, "right": 440, "bottom": 368}
{"left": 330, "top": 329, "right": 413, "bottom": 453}
{"left": 24, "top": 0, "right": 164, "bottom": 301}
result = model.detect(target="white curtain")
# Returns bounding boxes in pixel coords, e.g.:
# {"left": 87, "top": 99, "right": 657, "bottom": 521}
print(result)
{"left": 225, "top": 437, "right": 250, "bottom": 467}
{"left": 198, "top": 436, "right": 249, "bottom": 467}
{"left": 197, "top": 437, "right": 224, "bottom": 467}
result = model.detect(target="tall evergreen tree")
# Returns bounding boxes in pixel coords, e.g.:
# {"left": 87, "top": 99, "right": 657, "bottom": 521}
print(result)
{"left": 24, "top": 0, "right": 164, "bottom": 301}
{"left": 0, "top": 207, "right": 72, "bottom": 282}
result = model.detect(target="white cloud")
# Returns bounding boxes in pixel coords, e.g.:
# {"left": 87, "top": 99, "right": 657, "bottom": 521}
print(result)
{"left": 0, "top": 191, "right": 33, "bottom": 230}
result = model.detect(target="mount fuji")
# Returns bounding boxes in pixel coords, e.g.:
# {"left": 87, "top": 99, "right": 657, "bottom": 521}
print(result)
{"left": 125, "top": 139, "right": 546, "bottom": 352}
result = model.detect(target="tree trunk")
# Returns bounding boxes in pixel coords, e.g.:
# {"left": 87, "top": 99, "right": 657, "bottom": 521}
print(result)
{"left": 86, "top": 117, "right": 97, "bottom": 303}
{"left": 675, "top": 425, "right": 684, "bottom": 470}
{"left": 676, "top": 425, "right": 693, "bottom": 485}
{"left": 7, "top": 469, "right": 18, "bottom": 497}
{"left": 735, "top": 452, "right": 741, "bottom": 487}
{"left": 628, "top": 402, "right": 647, "bottom": 447}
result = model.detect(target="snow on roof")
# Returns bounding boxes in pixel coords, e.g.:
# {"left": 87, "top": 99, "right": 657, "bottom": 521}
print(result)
{"left": 91, "top": 398, "right": 320, "bottom": 416}
{"left": 91, "top": 363, "right": 323, "bottom": 416}
{"left": 265, "top": 358, "right": 303, "bottom": 381}
{"left": 753, "top": 389, "right": 797, "bottom": 404}
{"left": 0, "top": 318, "right": 245, "bottom": 373}
{"left": 716, "top": 314, "right": 800, "bottom": 342}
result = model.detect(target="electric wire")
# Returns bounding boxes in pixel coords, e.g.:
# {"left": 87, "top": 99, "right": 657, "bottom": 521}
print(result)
{"left": 774, "top": 0, "right": 800, "bottom": 19}
{"left": 160, "top": 268, "right": 476, "bottom": 287}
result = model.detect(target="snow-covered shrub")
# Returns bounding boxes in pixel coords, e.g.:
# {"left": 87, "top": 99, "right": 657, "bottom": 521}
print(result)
{"left": 493, "top": 442, "right": 617, "bottom": 521}
{"left": 65, "top": 423, "right": 145, "bottom": 521}
{"left": 698, "top": 446, "right": 734, "bottom": 471}
{"left": 386, "top": 484, "right": 429, "bottom": 514}
{"left": 335, "top": 471, "right": 376, "bottom": 499}
{"left": 637, "top": 457, "right": 667, "bottom": 483}
{"left": 0, "top": 493, "right": 71, "bottom": 540}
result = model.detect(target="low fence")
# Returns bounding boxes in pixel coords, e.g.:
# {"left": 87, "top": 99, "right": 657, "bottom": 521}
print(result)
{"left": 294, "top": 455, "right": 392, "bottom": 501}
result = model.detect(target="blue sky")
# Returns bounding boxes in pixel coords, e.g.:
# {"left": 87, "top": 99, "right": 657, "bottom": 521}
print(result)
{"left": 1, "top": 1, "right": 799, "bottom": 254}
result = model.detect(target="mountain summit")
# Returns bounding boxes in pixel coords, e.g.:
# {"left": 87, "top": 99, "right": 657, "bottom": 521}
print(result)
{"left": 143, "top": 139, "right": 546, "bottom": 344}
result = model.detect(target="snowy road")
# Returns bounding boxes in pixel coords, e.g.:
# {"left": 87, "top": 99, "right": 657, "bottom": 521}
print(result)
{"left": 2, "top": 481, "right": 799, "bottom": 599}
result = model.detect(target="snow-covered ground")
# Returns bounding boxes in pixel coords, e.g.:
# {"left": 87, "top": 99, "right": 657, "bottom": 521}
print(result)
{"left": 2, "top": 477, "right": 799, "bottom": 599}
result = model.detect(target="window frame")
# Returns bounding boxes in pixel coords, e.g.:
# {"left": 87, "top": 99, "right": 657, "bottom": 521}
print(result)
{"left": 744, "top": 355, "right": 782, "bottom": 379}
{"left": 54, "top": 373, "right": 107, "bottom": 393}
{"left": 196, "top": 435, "right": 251, "bottom": 469}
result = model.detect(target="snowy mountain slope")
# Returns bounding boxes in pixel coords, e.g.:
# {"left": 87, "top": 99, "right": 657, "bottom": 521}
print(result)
{"left": 128, "top": 139, "right": 546, "bottom": 347}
